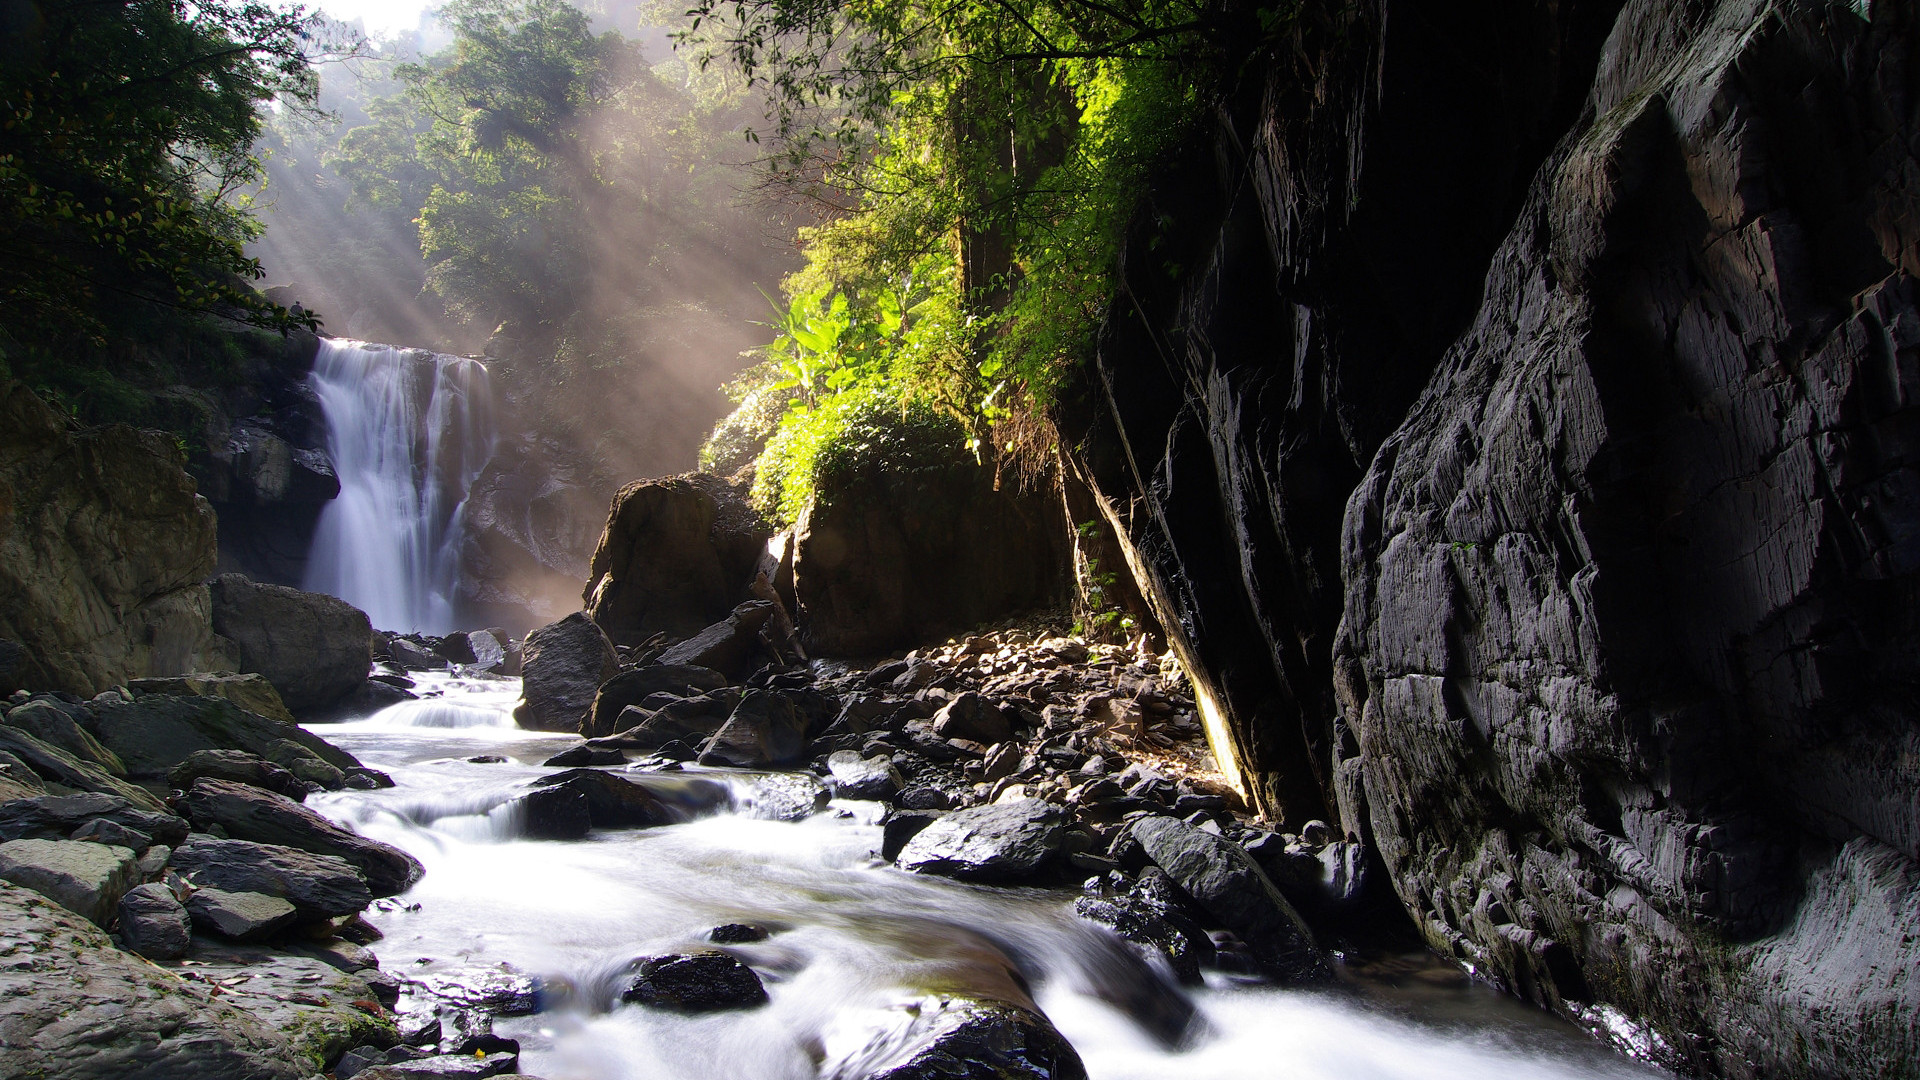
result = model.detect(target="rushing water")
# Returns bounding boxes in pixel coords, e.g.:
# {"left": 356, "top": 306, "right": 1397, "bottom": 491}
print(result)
{"left": 303, "top": 339, "right": 495, "bottom": 634}
{"left": 308, "top": 675, "right": 1669, "bottom": 1080}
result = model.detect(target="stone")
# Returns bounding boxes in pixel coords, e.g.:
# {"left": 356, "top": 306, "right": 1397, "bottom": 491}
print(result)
{"left": 464, "top": 630, "right": 508, "bottom": 671}
{"left": 187, "top": 886, "right": 300, "bottom": 941}
{"left": 897, "top": 800, "right": 1068, "bottom": 883}
{"left": 181, "top": 778, "right": 424, "bottom": 897}
{"left": 0, "top": 747, "right": 45, "bottom": 801}
{"left": 128, "top": 671, "right": 298, "bottom": 725}
{"left": 541, "top": 742, "right": 627, "bottom": 767}
{"left": 0, "top": 381, "right": 230, "bottom": 697}
{"left": 169, "top": 747, "right": 314, "bottom": 800}
{"left": 822, "top": 997, "right": 1086, "bottom": 1080}
{"left": 0, "top": 723, "right": 168, "bottom": 811}
{"left": 1072, "top": 868, "right": 1214, "bottom": 985}
{"left": 0, "top": 791, "right": 188, "bottom": 846}
{"left": 583, "top": 474, "right": 771, "bottom": 645}
{"left": 209, "top": 574, "right": 372, "bottom": 713}
{"left": 620, "top": 951, "right": 769, "bottom": 1012}
{"left": 583, "top": 662, "right": 731, "bottom": 738}
{"left": 513, "top": 612, "right": 619, "bottom": 733}
{"left": 897, "top": 786, "right": 954, "bottom": 811}
{"left": 698, "top": 689, "right": 809, "bottom": 768}
{"left": 117, "top": 880, "right": 192, "bottom": 959}
{"left": 516, "top": 783, "right": 591, "bottom": 840}
{"left": 84, "top": 691, "right": 362, "bottom": 784}
{"left": 170, "top": 837, "right": 372, "bottom": 920}
{"left": 736, "top": 772, "right": 828, "bottom": 821}
{"left": 656, "top": 600, "right": 777, "bottom": 678}
{"left": 931, "top": 692, "right": 1012, "bottom": 745}
{"left": 826, "top": 750, "right": 904, "bottom": 801}
{"left": 0, "top": 837, "right": 138, "bottom": 925}
{"left": 0, "top": 880, "right": 305, "bottom": 1079}
{"left": 1130, "top": 816, "right": 1327, "bottom": 983}
{"left": 2, "top": 699, "right": 125, "bottom": 774}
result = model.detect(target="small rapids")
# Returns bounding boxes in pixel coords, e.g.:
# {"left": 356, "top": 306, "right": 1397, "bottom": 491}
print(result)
{"left": 308, "top": 674, "right": 1669, "bottom": 1080}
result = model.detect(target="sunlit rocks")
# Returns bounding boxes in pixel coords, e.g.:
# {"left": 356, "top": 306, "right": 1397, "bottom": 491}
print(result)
{"left": 930, "top": 692, "right": 1012, "bottom": 745}
{"left": 826, "top": 750, "right": 904, "bottom": 801}
{"left": 583, "top": 474, "right": 770, "bottom": 646}
{"left": 620, "top": 951, "right": 769, "bottom": 1013}
{"left": 181, "top": 778, "right": 424, "bottom": 897}
{"left": 512, "top": 612, "right": 618, "bottom": 733}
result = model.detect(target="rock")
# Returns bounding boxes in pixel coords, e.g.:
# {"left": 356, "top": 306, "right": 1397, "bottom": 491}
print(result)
{"left": 583, "top": 474, "right": 771, "bottom": 645}
{"left": 416, "top": 962, "right": 543, "bottom": 1014}
{"left": 464, "top": 629, "right": 508, "bottom": 670}
{"left": 698, "top": 689, "right": 808, "bottom": 768}
{"left": 187, "top": 887, "right": 300, "bottom": 941}
{"left": 898, "top": 786, "right": 954, "bottom": 811}
{"left": 181, "top": 778, "right": 423, "bottom": 896}
{"left": 128, "top": 671, "right": 298, "bottom": 725}
{"left": 826, "top": 750, "right": 904, "bottom": 800}
{"left": 897, "top": 800, "right": 1068, "bottom": 883}
{"left": 0, "top": 723, "right": 169, "bottom": 811}
{"left": 84, "top": 691, "right": 361, "bottom": 784}
{"left": 822, "top": 997, "right": 1085, "bottom": 1080}
{"left": 583, "top": 662, "right": 731, "bottom": 738}
{"left": 311, "top": 679, "right": 419, "bottom": 721}
{"left": 0, "top": 747, "right": 45, "bottom": 801}
{"left": 932, "top": 692, "right": 1012, "bottom": 745}
{"left": 0, "top": 880, "right": 305, "bottom": 1079}
{"left": 3, "top": 699, "right": 125, "bottom": 774}
{"left": 1130, "top": 816, "right": 1326, "bottom": 983}
{"left": 516, "top": 783, "right": 591, "bottom": 839}
{"left": 0, "top": 791, "right": 188, "bottom": 846}
{"left": 170, "top": 837, "right": 372, "bottom": 920}
{"left": 656, "top": 601, "right": 777, "bottom": 678}
{"left": 209, "top": 574, "right": 372, "bottom": 713}
{"left": 526, "top": 769, "right": 683, "bottom": 829}
{"left": 620, "top": 951, "right": 769, "bottom": 1012}
{"left": 0, "top": 381, "right": 231, "bottom": 697}
{"left": 540, "top": 742, "right": 626, "bottom": 767}
{"left": 0, "top": 837, "right": 138, "bottom": 924}
{"left": 512, "top": 612, "right": 619, "bottom": 733}
{"left": 388, "top": 638, "right": 447, "bottom": 672}
{"left": 169, "top": 747, "right": 314, "bottom": 800}
{"left": 117, "top": 880, "right": 191, "bottom": 959}
{"left": 0, "top": 639, "right": 25, "bottom": 696}
{"left": 397, "top": 1012, "right": 442, "bottom": 1047}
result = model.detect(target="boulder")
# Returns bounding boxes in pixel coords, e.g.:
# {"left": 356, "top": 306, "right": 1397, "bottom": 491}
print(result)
{"left": 1130, "top": 816, "right": 1326, "bottom": 983}
{"left": 583, "top": 474, "right": 771, "bottom": 646}
{"left": 0, "top": 792, "right": 188, "bottom": 846}
{"left": 525, "top": 769, "right": 683, "bottom": 829}
{"left": 84, "top": 692, "right": 361, "bottom": 784}
{"left": 170, "top": 837, "right": 372, "bottom": 920}
{"left": 180, "top": 778, "right": 423, "bottom": 897}
{"left": 168, "top": 748, "right": 314, "bottom": 801}
{"left": 826, "top": 750, "right": 904, "bottom": 801}
{"left": 0, "top": 748, "right": 45, "bottom": 801}
{"left": 931, "top": 692, "right": 1012, "bottom": 745}
{"left": 70, "top": 817, "right": 150, "bottom": 849}
{"left": 0, "top": 837, "right": 138, "bottom": 925}
{"left": 2, "top": 699, "right": 125, "bottom": 774}
{"left": 0, "top": 724, "right": 168, "bottom": 811}
{"left": 513, "top": 612, "right": 618, "bottom": 733}
{"left": 187, "top": 887, "right": 300, "bottom": 941}
{"left": 697, "top": 689, "right": 807, "bottom": 768}
{"left": 620, "top": 951, "right": 769, "bottom": 1012}
{"left": 0, "top": 381, "right": 230, "bottom": 697}
{"left": 823, "top": 997, "right": 1085, "bottom": 1080}
{"left": 656, "top": 601, "right": 776, "bottom": 678}
{"left": 583, "top": 663, "right": 731, "bottom": 738}
{"left": 896, "top": 800, "right": 1069, "bottom": 883}
{"left": 736, "top": 772, "right": 829, "bottom": 822}
{"left": 117, "top": 881, "right": 192, "bottom": 959}
{"left": 0, "top": 880, "right": 305, "bottom": 1080}
{"left": 128, "top": 671, "right": 297, "bottom": 725}
{"left": 209, "top": 574, "right": 372, "bottom": 713}
{"left": 882, "top": 811, "right": 944, "bottom": 862}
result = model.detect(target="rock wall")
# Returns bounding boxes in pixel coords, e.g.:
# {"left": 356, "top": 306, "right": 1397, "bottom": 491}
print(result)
{"left": 0, "top": 382, "right": 230, "bottom": 695}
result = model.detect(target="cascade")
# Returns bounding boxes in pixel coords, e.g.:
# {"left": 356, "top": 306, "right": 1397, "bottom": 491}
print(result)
{"left": 302, "top": 338, "right": 495, "bottom": 633}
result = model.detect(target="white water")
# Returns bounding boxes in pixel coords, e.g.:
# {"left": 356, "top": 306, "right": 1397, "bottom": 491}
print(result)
{"left": 303, "top": 339, "right": 495, "bottom": 633}
{"left": 308, "top": 676, "right": 1671, "bottom": 1080}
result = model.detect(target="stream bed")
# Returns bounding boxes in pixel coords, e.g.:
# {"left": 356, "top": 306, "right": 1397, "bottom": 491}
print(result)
{"left": 307, "top": 674, "right": 1668, "bottom": 1080}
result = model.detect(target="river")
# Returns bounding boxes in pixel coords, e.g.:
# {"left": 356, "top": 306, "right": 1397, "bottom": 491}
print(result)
{"left": 306, "top": 673, "right": 1669, "bottom": 1080}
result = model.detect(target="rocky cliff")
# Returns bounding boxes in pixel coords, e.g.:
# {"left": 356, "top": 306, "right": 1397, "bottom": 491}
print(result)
{"left": 1062, "top": 0, "right": 1919, "bottom": 1075}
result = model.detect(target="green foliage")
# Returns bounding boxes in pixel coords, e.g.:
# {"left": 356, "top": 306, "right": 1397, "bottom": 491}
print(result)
{"left": 0, "top": 0, "right": 331, "bottom": 358}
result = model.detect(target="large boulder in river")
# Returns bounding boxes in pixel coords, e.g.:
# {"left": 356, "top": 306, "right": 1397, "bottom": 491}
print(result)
{"left": 513, "top": 612, "right": 619, "bottom": 732}
{"left": 209, "top": 574, "right": 372, "bottom": 713}
{"left": 0, "top": 880, "right": 306, "bottom": 1080}
{"left": 0, "top": 381, "right": 232, "bottom": 696}
{"left": 583, "top": 474, "right": 771, "bottom": 646}
{"left": 181, "top": 778, "right": 423, "bottom": 897}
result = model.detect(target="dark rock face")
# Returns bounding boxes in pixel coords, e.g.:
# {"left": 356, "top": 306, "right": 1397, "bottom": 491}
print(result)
{"left": 181, "top": 778, "right": 424, "bottom": 897}
{"left": 896, "top": 799, "right": 1069, "bottom": 883}
{"left": 170, "top": 837, "right": 372, "bottom": 920}
{"left": 0, "top": 724, "right": 169, "bottom": 811}
{"left": 513, "top": 612, "right": 619, "bottom": 733}
{"left": 516, "top": 784, "right": 591, "bottom": 839}
{"left": 1073, "top": 867, "right": 1215, "bottom": 985}
{"left": 620, "top": 951, "right": 769, "bottom": 1012}
{"left": 459, "top": 431, "right": 607, "bottom": 633}
{"left": 583, "top": 474, "right": 770, "bottom": 645}
{"left": 3, "top": 700, "right": 125, "bottom": 774}
{"left": 209, "top": 574, "right": 373, "bottom": 713}
{"left": 169, "top": 748, "right": 314, "bottom": 801}
{"left": 525, "top": 769, "right": 682, "bottom": 829}
{"left": 1130, "top": 816, "right": 1326, "bottom": 984}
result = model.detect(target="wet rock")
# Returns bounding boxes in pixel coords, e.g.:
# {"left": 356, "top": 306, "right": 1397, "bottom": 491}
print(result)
{"left": 0, "top": 747, "right": 45, "bottom": 801}
{"left": 188, "top": 886, "right": 300, "bottom": 941}
{"left": 541, "top": 742, "right": 626, "bottom": 767}
{"left": 210, "top": 574, "right": 373, "bottom": 713}
{"left": 826, "top": 750, "right": 904, "bottom": 800}
{"left": 181, "top": 778, "right": 424, "bottom": 896}
{"left": 0, "top": 791, "right": 188, "bottom": 846}
{"left": 513, "top": 613, "right": 619, "bottom": 733}
{"left": 0, "top": 837, "right": 138, "bottom": 925}
{"left": 1130, "top": 816, "right": 1327, "bottom": 983}
{"left": 169, "top": 747, "right": 314, "bottom": 800}
{"left": 130, "top": 671, "right": 299, "bottom": 725}
{"left": 183, "top": 937, "right": 400, "bottom": 1070}
{"left": 117, "top": 880, "right": 191, "bottom": 959}
{"left": 584, "top": 663, "right": 731, "bottom": 738}
{"left": 0, "top": 724, "right": 168, "bottom": 811}
{"left": 709, "top": 923, "right": 769, "bottom": 943}
{"left": 315, "top": 679, "right": 420, "bottom": 721}
{"left": 84, "top": 691, "right": 361, "bottom": 785}
{"left": 171, "top": 837, "right": 372, "bottom": 920}
{"left": 698, "top": 689, "right": 808, "bottom": 768}
{"left": 527, "top": 768, "right": 680, "bottom": 829}
{"left": 2, "top": 699, "right": 125, "bottom": 774}
{"left": 516, "top": 784, "right": 591, "bottom": 840}
{"left": 897, "top": 799, "right": 1069, "bottom": 883}
{"left": 823, "top": 997, "right": 1085, "bottom": 1080}
{"left": 417, "top": 963, "right": 543, "bottom": 1014}
{"left": 656, "top": 600, "right": 777, "bottom": 678}
{"left": 620, "top": 951, "right": 769, "bottom": 1012}
{"left": 397, "top": 1011, "right": 443, "bottom": 1047}
{"left": 0, "top": 880, "right": 305, "bottom": 1079}
{"left": 897, "top": 786, "right": 954, "bottom": 811}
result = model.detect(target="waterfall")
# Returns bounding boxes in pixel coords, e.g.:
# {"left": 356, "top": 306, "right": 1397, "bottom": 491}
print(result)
{"left": 302, "top": 338, "right": 495, "bottom": 633}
